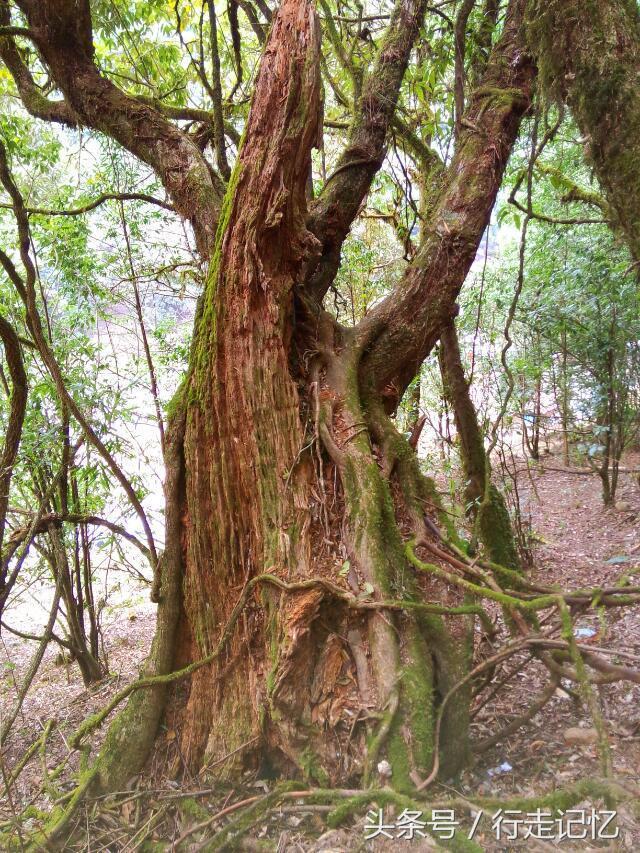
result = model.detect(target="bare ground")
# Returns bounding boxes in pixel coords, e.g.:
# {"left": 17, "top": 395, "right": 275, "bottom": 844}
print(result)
{"left": 1, "top": 452, "right": 639, "bottom": 850}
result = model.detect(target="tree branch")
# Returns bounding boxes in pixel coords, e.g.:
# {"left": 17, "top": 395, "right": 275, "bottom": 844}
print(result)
{"left": 238, "top": 0, "right": 267, "bottom": 43}
{"left": 7, "top": 511, "right": 153, "bottom": 564}
{"left": 454, "top": 0, "right": 476, "bottom": 138}
{"left": 357, "top": 0, "right": 535, "bottom": 409}
{"left": 0, "top": 24, "right": 33, "bottom": 38}
{"left": 0, "top": 192, "right": 174, "bottom": 218}
{"left": 303, "top": 0, "right": 430, "bottom": 303}
{"left": 0, "top": 313, "right": 27, "bottom": 578}
{"left": 527, "top": 0, "right": 640, "bottom": 264}
{"left": 10, "top": 0, "right": 223, "bottom": 255}
{"left": 205, "top": 0, "right": 231, "bottom": 180}
{"left": 0, "top": 4, "right": 77, "bottom": 127}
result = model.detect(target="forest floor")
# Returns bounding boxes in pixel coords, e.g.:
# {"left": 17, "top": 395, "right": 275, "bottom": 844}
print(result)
{"left": 1, "top": 450, "right": 639, "bottom": 851}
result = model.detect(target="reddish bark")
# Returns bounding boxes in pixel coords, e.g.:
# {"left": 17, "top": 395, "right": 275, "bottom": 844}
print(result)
{"left": 175, "top": 0, "right": 323, "bottom": 771}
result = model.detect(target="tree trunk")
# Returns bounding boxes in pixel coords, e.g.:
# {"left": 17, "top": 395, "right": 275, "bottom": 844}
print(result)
{"left": 90, "top": 0, "right": 534, "bottom": 796}
{"left": 560, "top": 328, "right": 571, "bottom": 466}
{"left": 166, "top": 0, "right": 474, "bottom": 787}
{"left": 171, "top": 0, "right": 327, "bottom": 775}
{"left": 439, "top": 320, "right": 520, "bottom": 570}
{"left": 527, "top": 0, "right": 640, "bottom": 263}
{"left": 48, "top": 524, "right": 104, "bottom": 685}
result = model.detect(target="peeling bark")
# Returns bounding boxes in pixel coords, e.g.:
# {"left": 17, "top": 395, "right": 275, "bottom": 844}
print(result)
{"left": 174, "top": 0, "right": 324, "bottom": 774}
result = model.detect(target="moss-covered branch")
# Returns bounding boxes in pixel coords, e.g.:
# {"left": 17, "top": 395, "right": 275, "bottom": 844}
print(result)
{"left": 527, "top": 0, "right": 640, "bottom": 263}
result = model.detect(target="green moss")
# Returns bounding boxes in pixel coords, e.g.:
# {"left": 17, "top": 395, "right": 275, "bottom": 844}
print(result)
{"left": 299, "top": 747, "right": 330, "bottom": 787}
{"left": 475, "top": 85, "right": 530, "bottom": 106}
{"left": 381, "top": 631, "right": 436, "bottom": 794}
{"left": 477, "top": 484, "right": 520, "bottom": 570}
{"left": 385, "top": 722, "right": 414, "bottom": 793}
{"left": 341, "top": 455, "right": 402, "bottom": 596}
{"left": 526, "top": 0, "right": 640, "bottom": 261}
{"left": 25, "top": 764, "right": 99, "bottom": 851}
{"left": 400, "top": 626, "right": 435, "bottom": 770}
{"left": 178, "top": 797, "right": 211, "bottom": 822}
{"left": 191, "top": 159, "right": 244, "bottom": 398}
{"left": 406, "top": 543, "right": 558, "bottom": 612}
{"left": 165, "top": 374, "right": 188, "bottom": 423}
{"left": 20, "top": 806, "right": 49, "bottom": 821}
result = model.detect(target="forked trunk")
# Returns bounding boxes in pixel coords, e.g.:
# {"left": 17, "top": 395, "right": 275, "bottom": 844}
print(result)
{"left": 94, "top": 0, "right": 534, "bottom": 796}
{"left": 163, "top": 0, "right": 471, "bottom": 789}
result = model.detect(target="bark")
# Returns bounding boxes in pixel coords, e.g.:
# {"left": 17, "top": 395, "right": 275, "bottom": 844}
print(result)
{"left": 0, "top": 314, "right": 27, "bottom": 582}
{"left": 166, "top": 0, "right": 468, "bottom": 788}
{"left": 3, "top": 0, "right": 538, "bottom": 799}
{"left": 470, "top": 0, "right": 501, "bottom": 84}
{"left": 94, "top": 0, "right": 477, "bottom": 794}
{"left": 454, "top": 0, "right": 476, "bottom": 138}
{"left": 358, "top": 0, "right": 535, "bottom": 408}
{"left": 0, "top": 3, "right": 77, "bottom": 127}
{"left": 174, "top": 0, "right": 326, "bottom": 774}
{"left": 439, "top": 320, "right": 520, "bottom": 570}
{"left": 7, "top": 0, "right": 223, "bottom": 255}
{"left": 526, "top": 0, "right": 640, "bottom": 263}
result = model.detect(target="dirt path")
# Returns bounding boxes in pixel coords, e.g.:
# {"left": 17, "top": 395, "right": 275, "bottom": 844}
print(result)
{"left": 464, "top": 454, "right": 640, "bottom": 848}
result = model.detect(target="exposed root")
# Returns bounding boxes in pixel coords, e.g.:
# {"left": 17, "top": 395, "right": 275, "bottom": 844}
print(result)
{"left": 473, "top": 672, "right": 560, "bottom": 753}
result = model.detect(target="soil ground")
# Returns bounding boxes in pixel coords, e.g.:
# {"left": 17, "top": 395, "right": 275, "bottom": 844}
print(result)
{"left": 1, "top": 451, "right": 639, "bottom": 850}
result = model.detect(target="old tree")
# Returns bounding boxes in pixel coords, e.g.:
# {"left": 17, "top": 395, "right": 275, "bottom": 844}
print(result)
{"left": 1, "top": 0, "right": 640, "bottom": 841}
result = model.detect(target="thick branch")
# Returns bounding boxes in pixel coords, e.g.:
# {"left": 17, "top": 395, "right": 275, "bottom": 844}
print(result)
{"left": 358, "top": 0, "right": 535, "bottom": 407}
{"left": 10, "top": 0, "right": 222, "bottom": 254}
{"left": 454, "top": 0, "right": 476, "bottom": 138}
{"left": 206, "top": 0, "right": 231, "bottom": 180}
{"left": 0, "top": 313, "right": 27, "bottom": 578}
{"left": 0, "top": 3, "right": 77, "bottom": 126}
{"left": 238, "top": 0, "right": 267, "bottom": 42}
{"left": 303, "top": 0, "right": 429, "bottom": 302}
